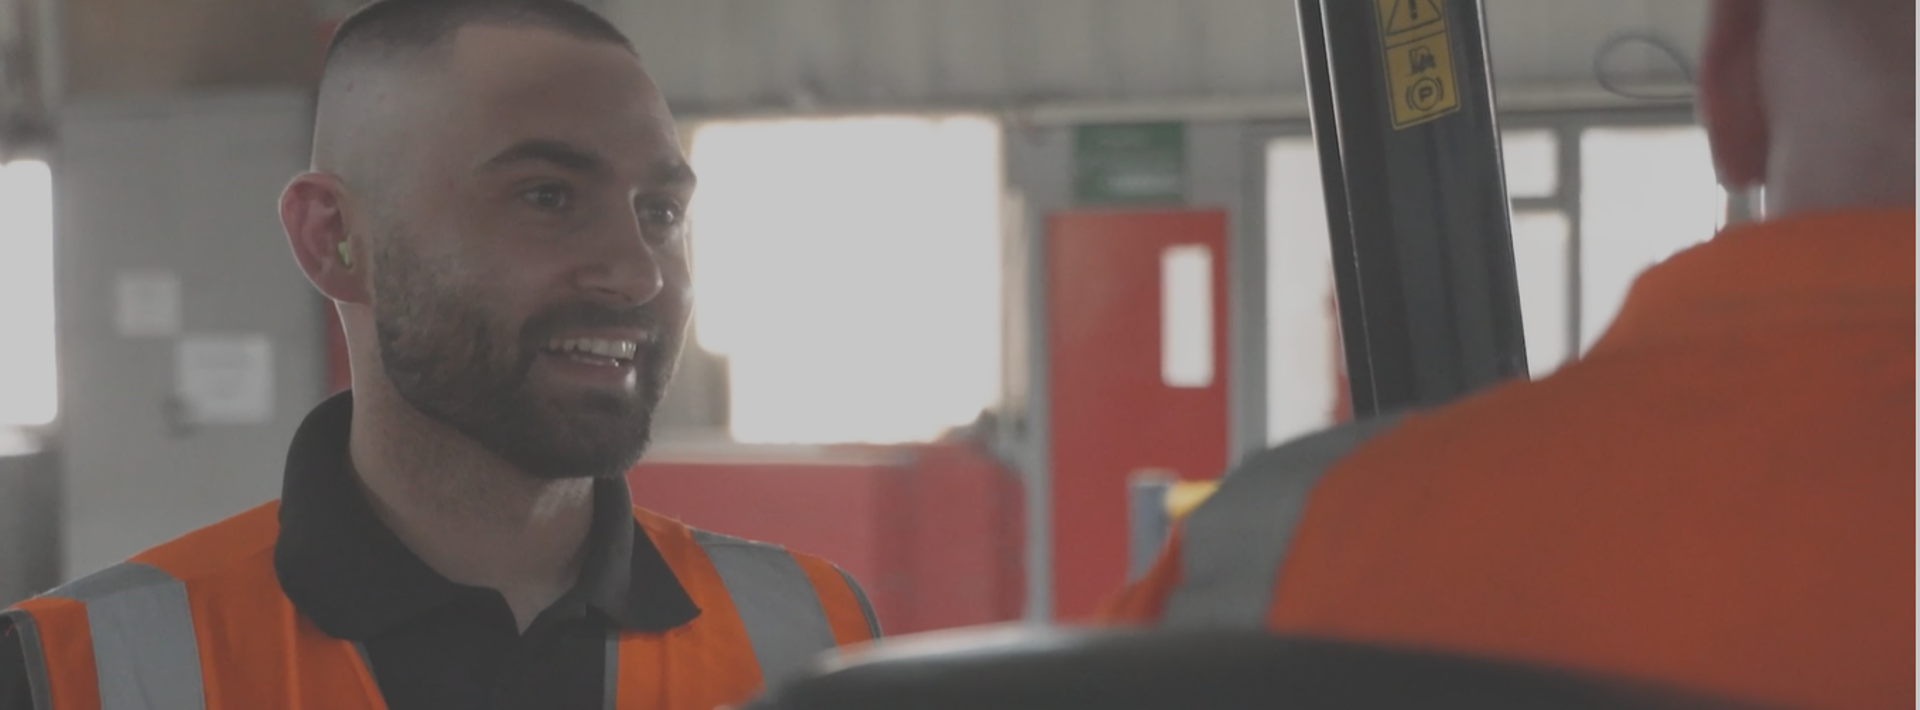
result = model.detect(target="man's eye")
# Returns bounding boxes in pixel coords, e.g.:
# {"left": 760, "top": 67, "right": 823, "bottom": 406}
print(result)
{"left": 639, "top": 202, "right": 683, "bottom": 227}
{"left": 521, "top": 185, "right": 574, "bottom": 212}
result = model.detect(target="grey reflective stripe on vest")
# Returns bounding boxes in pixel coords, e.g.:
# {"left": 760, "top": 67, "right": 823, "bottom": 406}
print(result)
{"left": 350, "top": 641, "right": 379, "bottom": 693}
{"left": 691, "top": 529, "right": 838, "bottom": 688}
{"left": 835, "top": 567, "right": 881, "bottom": 639}
{"left": 1162, "top": 414, "right": 1406, "bottom": 628}
{"left": 40, "top": 562, "right": 207, "bottom": 710}
{"left": 601, "top": 630, "right": 619, "bottom": 710}
{"left": 2, "top": 609, "right": 53, "bottom": 710}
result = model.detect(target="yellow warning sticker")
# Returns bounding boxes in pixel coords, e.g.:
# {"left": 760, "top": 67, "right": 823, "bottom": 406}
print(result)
{"left": 1378, "top": 0, "right": 1444, "bottom": 37}
{"left": 1374, "top": 0, "right": 1461, "bottom": 129}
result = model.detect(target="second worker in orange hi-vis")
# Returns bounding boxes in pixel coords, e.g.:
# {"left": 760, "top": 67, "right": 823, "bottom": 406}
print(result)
{"left": 0, "top": 2, "right": 877, "bottom": 709}
{"left": 1101, "top": 3, "right": 1914, "bottom": 710}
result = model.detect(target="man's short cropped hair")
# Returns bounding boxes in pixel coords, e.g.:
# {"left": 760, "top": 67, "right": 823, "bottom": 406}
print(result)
{"left": 323, "top": 0, "right": 636, "bottom": 74}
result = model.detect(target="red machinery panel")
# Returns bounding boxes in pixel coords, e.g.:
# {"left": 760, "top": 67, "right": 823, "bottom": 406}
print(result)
{"left": 628, "top": 442, "right": 1024, "bottom": 635}
{"left": 1046, "top": 209, "right": 1231, "bottom": 620}
{"left": 630, "top": 455, "right": 906, "bottom": 625}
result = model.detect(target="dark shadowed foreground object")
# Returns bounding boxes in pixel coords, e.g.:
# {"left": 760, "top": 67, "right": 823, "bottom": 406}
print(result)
{"left": 746, "top": 627, "right": 1770, "bottom": 710}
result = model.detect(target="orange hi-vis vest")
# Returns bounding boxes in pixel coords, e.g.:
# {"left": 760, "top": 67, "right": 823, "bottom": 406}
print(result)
{"left": 1103, "top": 208, "right": 1916, "bottom": 710}
{"left": 2, "top": 502, "right": 877, "bottom": 710}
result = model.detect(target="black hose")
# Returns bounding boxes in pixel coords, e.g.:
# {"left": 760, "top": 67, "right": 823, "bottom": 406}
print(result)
{"left": 1592, "top": 32, "right": 1696, "bottom": 102}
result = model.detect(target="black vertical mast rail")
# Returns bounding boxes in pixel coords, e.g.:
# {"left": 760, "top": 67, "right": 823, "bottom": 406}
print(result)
{"left": 1296, "top": 0, "right": 1528, "bottom": 417}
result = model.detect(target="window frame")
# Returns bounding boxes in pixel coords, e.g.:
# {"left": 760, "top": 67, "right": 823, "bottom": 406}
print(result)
{"left": 1247, "top": 106, "right": 1711, "bottom": 444}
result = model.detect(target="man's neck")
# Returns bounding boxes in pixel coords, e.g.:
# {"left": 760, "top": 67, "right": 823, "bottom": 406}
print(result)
{"left": 346, "top": 383, "right": 595, "bottom": 632}
{"left": 1763, "top": 136, "right": 1916, "bottom": 220}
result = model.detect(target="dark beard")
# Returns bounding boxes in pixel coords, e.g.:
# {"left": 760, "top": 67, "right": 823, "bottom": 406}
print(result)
{"left": 370, "top": 237, "right": 668, "bottom": 480}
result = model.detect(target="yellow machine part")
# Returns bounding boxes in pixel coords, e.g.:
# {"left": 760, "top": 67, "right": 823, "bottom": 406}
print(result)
{"left": 1163, "top": 480, "right": 1219, "bottom": 522}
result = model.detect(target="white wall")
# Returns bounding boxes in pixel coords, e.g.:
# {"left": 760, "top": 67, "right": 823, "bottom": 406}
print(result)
{"left": 53, "top": 91, "right": 323, "bottom": 578}
{"left": 0, "top": 450, "right": 58, "bottom": 604}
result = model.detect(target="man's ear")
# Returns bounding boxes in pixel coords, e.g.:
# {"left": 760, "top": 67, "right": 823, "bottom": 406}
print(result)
{"left": 281, "top": 172, "right": 371, "bottom": 305}
{"left": 1698, "top": 0, "right": 1769, "bottom": 189}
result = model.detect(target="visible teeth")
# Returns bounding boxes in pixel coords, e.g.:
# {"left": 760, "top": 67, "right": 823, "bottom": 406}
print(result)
{"left": 546, "top": 338, "right": 639, "bottom": 360}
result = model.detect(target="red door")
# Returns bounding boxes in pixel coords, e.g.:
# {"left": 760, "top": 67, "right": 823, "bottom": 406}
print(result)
{"left": 1046, "top": 209, "right": 1231, "bottom": 620}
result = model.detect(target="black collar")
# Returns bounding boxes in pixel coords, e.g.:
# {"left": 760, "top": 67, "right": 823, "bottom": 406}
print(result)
{"left": 273, "top": 392, "right": 701, "bottom": 639}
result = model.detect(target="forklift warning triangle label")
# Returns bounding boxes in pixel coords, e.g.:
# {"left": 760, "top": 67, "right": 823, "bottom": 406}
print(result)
{"left": 1374, "top": 0, "right": 1460, "bottom": 130}
{"left": 1379, "top": 0, "right": 1445, "bottom": 36}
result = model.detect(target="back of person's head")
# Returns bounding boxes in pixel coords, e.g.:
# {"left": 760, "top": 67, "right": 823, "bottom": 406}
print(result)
{"left": 1699, "top": 0, "right": 1915, "bottom": 218}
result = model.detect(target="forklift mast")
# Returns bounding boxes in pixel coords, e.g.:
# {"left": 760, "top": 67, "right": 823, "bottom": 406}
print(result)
{"left": 1300, "top": 0, "right": 1528, "bottom": 417}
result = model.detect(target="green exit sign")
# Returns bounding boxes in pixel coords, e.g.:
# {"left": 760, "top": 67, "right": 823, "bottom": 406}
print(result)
{"left": 1074, "top": 122, "right": 1187, "bottom": 206}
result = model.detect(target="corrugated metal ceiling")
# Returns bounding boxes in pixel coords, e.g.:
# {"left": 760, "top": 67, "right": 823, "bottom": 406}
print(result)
{"left": 607, "top": 0, "right": 1706, "bottom": 116}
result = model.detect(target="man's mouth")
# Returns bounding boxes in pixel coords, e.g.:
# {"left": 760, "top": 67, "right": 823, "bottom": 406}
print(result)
{"left": 542, "top": 336, "right": 647, "bottom": 368}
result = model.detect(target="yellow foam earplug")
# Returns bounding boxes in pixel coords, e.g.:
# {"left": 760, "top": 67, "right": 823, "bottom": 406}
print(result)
{"left": 336, "top": 241, "right": 352, "bottom": 268}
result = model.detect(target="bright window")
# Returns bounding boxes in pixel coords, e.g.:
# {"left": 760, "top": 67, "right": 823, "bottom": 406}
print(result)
{"left": 1160, "top": 244, "right": 1215, "bottom": 389}
{"left": 686, "top": 116, "right": 1002, "bottom": 444}
{"left": 1511, "top": 210, "right": 1572, "bottom": 376}
{"left": 1263, "top": 138, "right": 1339, "bottom": 447}
{"left": 0, "top": 160, "right": 56, "bottom": 427}
{"left": 1580, "top": 126, "right": 1722, "bottom": 350}
{"left": 1501, "top": 129, "right": 1559, "bottom": 199}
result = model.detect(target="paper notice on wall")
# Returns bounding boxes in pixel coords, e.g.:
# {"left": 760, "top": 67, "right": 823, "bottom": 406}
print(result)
{"left": 115, "top": 269, "right": 182, "bottom": 338}
{"left": 175, "top": 335, "right": 274, "bottom": 425}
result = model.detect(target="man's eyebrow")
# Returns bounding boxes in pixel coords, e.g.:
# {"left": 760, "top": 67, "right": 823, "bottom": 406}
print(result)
{"left": 476, "top": 140, "right": 612, "bottom": 176}
{"left": 652, "top": 160, "right": 697, "bottom": 189}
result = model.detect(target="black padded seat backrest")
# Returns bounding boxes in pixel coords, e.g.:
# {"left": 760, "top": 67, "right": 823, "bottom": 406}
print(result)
{"left": 748, "top": 627, "right": 1779, "bottom": 710}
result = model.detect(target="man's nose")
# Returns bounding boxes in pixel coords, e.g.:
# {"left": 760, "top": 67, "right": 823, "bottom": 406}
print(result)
{"left": 574, "top": 214, "right": 667, "bottom": 306}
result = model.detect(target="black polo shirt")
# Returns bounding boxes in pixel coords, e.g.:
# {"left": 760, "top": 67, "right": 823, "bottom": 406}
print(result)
{"left": 1, "top": 392, "right": 703, "bottom": 710}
